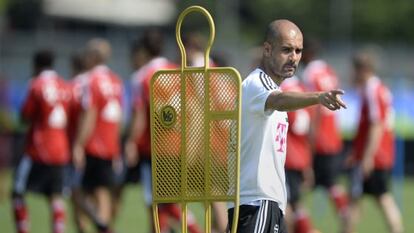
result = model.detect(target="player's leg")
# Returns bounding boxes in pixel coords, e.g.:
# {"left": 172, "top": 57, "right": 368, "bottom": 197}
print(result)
{"left": 212, "top": 202, "right": 228, "bottom": 233}
{"left": 285, "top": 169, "right": 298, "bottom": 233}
{"left": 111, "top": 156, "right": 141, "bottom": 225}
{"left": 108, "top": 155, "right": 126, "bottom": 225}
{"left": 46, "top": 164, "right": 67, "bottom": 233}
{"left": 140, "top": 156, "right": 180, "bottom": 233}
{"left": 68, "top": 165, "right": 90, "bottom": 233}
{"left": 96, "top": 156, "right": 117, "bottom": 233}
{"left": 287, "top": 170, "right": 312, "bottom": 233}
{"left": 161, "top": 203, "right": 202, "bottom": 233}
{"left": 314, "top": 154, "right": 349, "bottom": 233}
{"left": 94, "top": 187, "right": 113, "bottom": 228}
{"left": 71, "top": 190, "right": 89, "bottom": 233}
{"left": 285, "top": 204, "right": 295, "bottom": 233}
{"left": 49, "top": 194, "right": 66, "bottom": 233}
{"left": 378, "top": 193, "right": 403, "bottom": 233}
{"left": 345, "top": 165, "right": 364, "bottom": 233}
{"left": 377, "top": 193, "right": 403, "bottom": 233}
{"left": 11, "top": 156, "right": 33, "bottom": 233}
{"left": 82, "top": 155, "right": 114, "bottom": 233}
{"left": 140, "top": 158, "right": 164, "bottom": 233}
{"left": 314, "top": 154, "right": 349, "bottom": 216}
{"left": 368, "top": 170, "right": 403, "bottom": 233}
{"left": 111, "top": 158, "right": 127, "bottom": 225}
{"left": 346, "top": 199, "right": 361, "bottom": 233}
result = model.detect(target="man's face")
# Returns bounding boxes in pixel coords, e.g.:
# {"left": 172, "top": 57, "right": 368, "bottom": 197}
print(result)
{"left": 132, "top": 48, "right": 149, "bottom": 70}
{"left": 265, "top": 29, "right": 303, "bottom": 79}
{"left": 352, "top": 65, "right": 366, "bottom": 86}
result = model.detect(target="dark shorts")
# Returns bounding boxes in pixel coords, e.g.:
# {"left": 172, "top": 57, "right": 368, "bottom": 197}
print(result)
{"left": 123, "top": 162, "right": 141, "bottom": 184}
{"left": 13, "top": 156, "right": 65, "bottom": 196}
{"left": 114, "top": 155, "right": 149, "bottom": 187}
{"left": 350, "top": 166, "right": 390, "bottom": 199}
{"left": 286, "top": 169, "right": 303, "bottom": 205}
{"left": 82, "top": 155, "right": 115, "bottom": 192}
{"left": 313, "top": 153, "right": 340, "bottom": 188}
{"left": 228, "top": 200, "right": 287, "bottom": 233}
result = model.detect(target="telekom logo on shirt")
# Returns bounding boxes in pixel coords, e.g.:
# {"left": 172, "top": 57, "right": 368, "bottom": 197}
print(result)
{"left": 275, "top": 123, "right": 287, "bottom": 152}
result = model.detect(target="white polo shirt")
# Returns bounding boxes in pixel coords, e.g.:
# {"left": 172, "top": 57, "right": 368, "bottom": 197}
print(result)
{"left": 237, "top": 68, "right": 289, "bottom": 213}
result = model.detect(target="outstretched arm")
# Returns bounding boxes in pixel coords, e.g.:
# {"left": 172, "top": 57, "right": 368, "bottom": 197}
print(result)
{"left": 265, "top": 89, "right": 346, "bottom": 112}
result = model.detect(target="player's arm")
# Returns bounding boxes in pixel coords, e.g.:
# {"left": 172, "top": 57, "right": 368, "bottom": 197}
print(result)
{"left": 308, "top": 106, "right": 321, "bottom": 152}
{"left": 124, "top": 77, "right": 147, "bottom": 167}
{"left": 265, "top": 89, "right": 346, "bottom": 112}
{"left": 20, "top": 85, "right": 37, "bottom": 122}
{"left": 72, "top": 82, "right": 97, "bottom": 170}
{"left": 124, "top": 106, "right": 146, "bottom": 167}
{"left": 361, "top": 120, "right": 383, "bottom": 177}
{"left": 72, "top": 107, "right": 97, "bottom": 169}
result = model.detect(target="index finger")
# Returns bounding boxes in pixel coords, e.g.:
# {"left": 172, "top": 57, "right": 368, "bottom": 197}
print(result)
{"left": 332, "top": 90, "right": 347, "bottom": 109}
{"left": 331, "top": 89, "right": 345, "bottom": 96}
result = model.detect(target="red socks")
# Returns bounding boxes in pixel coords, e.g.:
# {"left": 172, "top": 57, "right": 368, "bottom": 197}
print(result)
{"left": 157, "top": 204, "right": 202, "bottom": 233}
{"left": 51, "top": 199, "right": 65, "bottom": 233}
{"left": 294, "top": 210, "right": 312, "bottom": 233}
{"left": 12, "top": 197, "right": 29, "bottom": 233}
{"left": 329, "top": 186, "right": 349, "bottom": 216}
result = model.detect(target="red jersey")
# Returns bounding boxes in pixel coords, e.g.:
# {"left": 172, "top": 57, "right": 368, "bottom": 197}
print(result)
{"left": 303, "top": 60, "right": 343, "bottom": 155}
{"left": 281, "top": 77, "right": 312, "bottom": 170}
{"left": 83, "top": 65, "right": 123, "bottom": 160}
{"left": 131, "top": 57, "right": 177, "bottom": 158}
{"left": 21, "top": 70, "right": 71, "bottom": 165}
{"left": 67, "top": 73, "right": 88, "bottom": 145}
{"left": 352, "top": 77, "right": 395, "bottom": 169}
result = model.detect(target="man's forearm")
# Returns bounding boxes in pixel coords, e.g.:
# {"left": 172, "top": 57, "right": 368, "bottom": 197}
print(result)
{"left": 266, "top": 91, "right": 321, "bottom": 112}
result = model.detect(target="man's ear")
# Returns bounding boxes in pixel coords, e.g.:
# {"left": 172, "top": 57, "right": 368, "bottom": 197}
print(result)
{"left": 263, "top": 42, "right": 272, "bottom": 57}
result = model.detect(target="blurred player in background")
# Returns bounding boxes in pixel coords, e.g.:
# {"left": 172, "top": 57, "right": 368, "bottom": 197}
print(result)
{"left": 68, "top": 51, "right": 108, "bottom": 233}
{"left": 301, "top": 38, "right": 349, "bottom": 229}
{"left": 72, "top": 38, "right": 123, "bottom": 233}
{"left": 11, "top": 49, "right": 71, "bottom": 233}
{"left": 182, "top": 31, "right": 216, "bottom": 67}
{"left": 182, "top": 31, "right": 228, "bottom": 233}
{"left": 110, "top": 36, "right": 149, "bottom": 224}
{"left": 124, "top": 29, "right": 201, "bottom": 233}
{"left": 346, "top": 51, "right": 403, "bottom": 233}
{"left": 281, "top": 76, "right": 314, "bottom": 233}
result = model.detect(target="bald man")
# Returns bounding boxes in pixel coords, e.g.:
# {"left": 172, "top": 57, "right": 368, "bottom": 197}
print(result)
{"left": 227, "top": 20, "right": 347, "bottom": 233}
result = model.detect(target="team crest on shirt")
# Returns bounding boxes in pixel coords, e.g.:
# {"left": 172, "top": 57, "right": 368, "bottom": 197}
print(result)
{"left": 159, "top": 105, "right": 177, "bottom": 128}
{"left": 275, "top": 122, "right": 287, "bottom": 153}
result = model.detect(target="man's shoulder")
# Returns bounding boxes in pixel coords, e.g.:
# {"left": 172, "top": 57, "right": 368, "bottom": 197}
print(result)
{"left": 243, "top": 68, "right": 264, "bottom": 87}
{"left": 243, "top": 68, "right": 279, "bottom": 93}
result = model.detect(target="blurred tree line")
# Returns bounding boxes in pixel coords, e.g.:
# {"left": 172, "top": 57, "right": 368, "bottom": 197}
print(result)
{"left": 2, "top": 0, "right": 414, "bottom": 43}
{"left": 179, "top": 0, "right": 414, "bottom": 44}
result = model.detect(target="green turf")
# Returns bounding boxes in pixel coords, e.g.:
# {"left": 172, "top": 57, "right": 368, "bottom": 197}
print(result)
{"left": 0, "top": 172, "right": 413, "bottom": 233}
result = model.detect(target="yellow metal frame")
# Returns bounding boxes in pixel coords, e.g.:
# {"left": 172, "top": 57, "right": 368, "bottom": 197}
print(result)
{"left": 150, "top": 5, "right": 240, "bottom": 233}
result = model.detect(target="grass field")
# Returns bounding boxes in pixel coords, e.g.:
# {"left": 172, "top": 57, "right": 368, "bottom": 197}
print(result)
{"left": 0, "top": 171, "right": 413, "bottom": 233}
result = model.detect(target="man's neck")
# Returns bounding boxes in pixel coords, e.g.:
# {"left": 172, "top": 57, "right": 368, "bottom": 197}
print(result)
{"left": 259, "top": 61, "right": 284, "bottom": 86}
